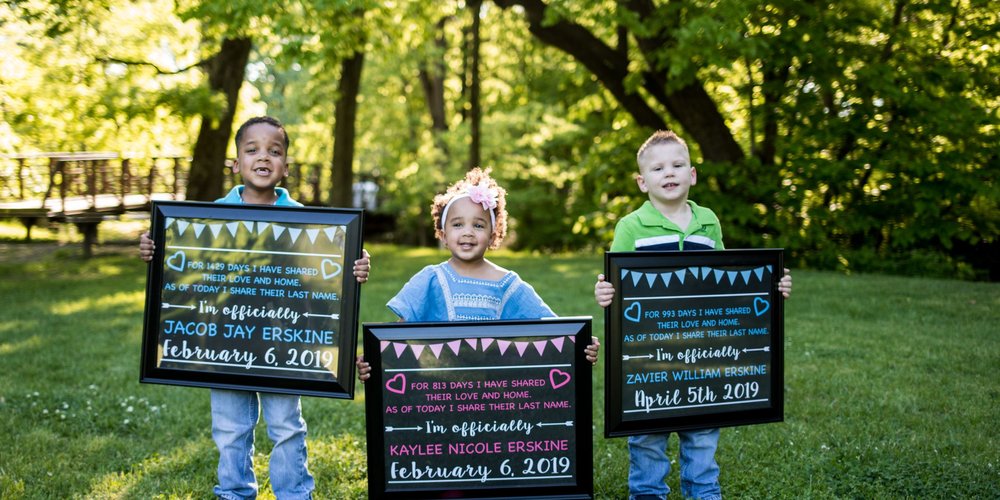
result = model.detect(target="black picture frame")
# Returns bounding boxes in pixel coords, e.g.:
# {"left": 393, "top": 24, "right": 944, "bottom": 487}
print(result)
{"left": 604, "top": 249, "right": 784, "bottom": 437}
{"left": 363, "top": 318, "right": 594, "bottom": 500}
{"left": 139, "top": 200, "right": 363, "bottom": 399}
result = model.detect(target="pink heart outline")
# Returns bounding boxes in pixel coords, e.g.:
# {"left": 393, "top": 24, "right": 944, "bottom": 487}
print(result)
{"left": 385, "top": 373, "right": 406, "bottom": 394}
{"left": 549, "top": 369, "right": 571, "bottom": 390}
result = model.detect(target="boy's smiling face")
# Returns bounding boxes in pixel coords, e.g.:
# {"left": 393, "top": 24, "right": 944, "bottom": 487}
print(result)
{"left": 636, "top": 141, "right": 696, "bottom": 208}
{"left": 233, "top": 122, "right": 289, "bottom": 196}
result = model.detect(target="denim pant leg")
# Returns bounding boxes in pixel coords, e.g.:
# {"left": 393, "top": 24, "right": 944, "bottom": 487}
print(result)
{"left": 628, "top": 433, "right": 671, "bottom": 499}
{"left": 678, "top": 428, "right": 722, "bottom": 500}
{"left": 260, "top": 393, "right": 314, "bottom": 499}
{"left": 211, "top": 389, "right": 260, "bottom": 500}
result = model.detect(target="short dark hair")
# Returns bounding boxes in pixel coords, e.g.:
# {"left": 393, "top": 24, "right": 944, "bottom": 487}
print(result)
{"left": 234, "top": 116, "right": 289, "bottom": 151}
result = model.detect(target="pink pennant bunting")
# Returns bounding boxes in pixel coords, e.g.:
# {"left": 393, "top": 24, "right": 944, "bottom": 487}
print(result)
{"left": 481, "top": 338, "right": 495, "bottom": 350}
{"left": 497, "top": 340, "right": 511, "bottom": 355}
{"left": 393, "top": 343, "right": 407, "bottom": 358}
{"left": 465, "top": 338, "right": 479, "bottom": 350}
{"left": 533, "top": 340, "right": 547, "bottom": 356}
{"left": 568, "top": 335, "right": 577, "bottom": 343}
{"left": 429, "top": 343, "right": 444, "bottom": 358}
{"left": 411, "top": 344, "right": 425, "bottom": 359}
{"left": 448, "top": 340, "right": 462, "bottom": 355}
{"left": 551, "top": 337, "right": 565, "bottom": 352}
{"left": 380, "top": 341, "right": 390, "bottom": 352}
{"left": 515, "top": 341, "right": 530, "bottom": 356}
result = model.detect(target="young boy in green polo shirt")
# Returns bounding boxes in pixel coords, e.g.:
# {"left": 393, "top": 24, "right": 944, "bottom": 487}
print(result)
{"left": 594, "top": 130, "right": 792, "bottom": 500}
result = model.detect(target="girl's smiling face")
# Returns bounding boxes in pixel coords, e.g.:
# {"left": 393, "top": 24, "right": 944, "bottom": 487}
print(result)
{"left": 442, "top": 197, "right": 494, "bottom": 265}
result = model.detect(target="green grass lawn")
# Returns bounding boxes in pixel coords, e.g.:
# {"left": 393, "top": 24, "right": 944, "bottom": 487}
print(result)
{"left": 0, "top": 237, "right": 997, "bottom": 499}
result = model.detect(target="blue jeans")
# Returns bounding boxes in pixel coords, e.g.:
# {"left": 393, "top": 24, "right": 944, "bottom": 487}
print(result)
{"left": 211, "top": 389, "right": 314, "bottom": 499}
{"left": 628, "top": 429, "right": 721, "bottom": 500}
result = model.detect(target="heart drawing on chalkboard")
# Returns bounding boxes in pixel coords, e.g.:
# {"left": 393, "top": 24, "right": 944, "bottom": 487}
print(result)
{"left": 624, "top": 302, "right": 642, "bottom": 323}
{"left": 385, "top": 373, "right": 406, "bottom": 394}
{"left": 549, "top": 369, "right": 571, "bottom": 390}
{"left": 166, "top": 251, "right": 186, "bottom": 272}
{"left": 753, "top": 297, "right": 770, "bottom": 316}
{"left": 321, "top": 259, "right": 342, "bottom": 279}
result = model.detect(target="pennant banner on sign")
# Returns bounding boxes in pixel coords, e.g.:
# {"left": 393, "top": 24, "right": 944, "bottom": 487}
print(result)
{"left": 168, "top": 217, "right": 346, "bottom": 248}
{"left": 380, "top": 335, "right": 578, "bottom": 361}
{"left": 620, "top": 264, "right": 775, "bottom": 290}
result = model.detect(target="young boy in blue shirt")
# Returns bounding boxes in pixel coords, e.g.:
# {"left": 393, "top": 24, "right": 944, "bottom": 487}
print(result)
{"left": 140, "top": 116, "right": 371, "bottom": 499}
{"left": 595, "top": 130, "right": 791, "bottom": 500}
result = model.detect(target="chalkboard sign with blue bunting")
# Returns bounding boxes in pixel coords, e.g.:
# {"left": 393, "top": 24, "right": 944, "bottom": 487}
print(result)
{"left": 604, "top": 249, "right": 784, "bottom": 437}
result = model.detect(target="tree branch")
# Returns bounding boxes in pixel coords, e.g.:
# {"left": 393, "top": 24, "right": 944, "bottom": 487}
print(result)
{"left": 95, "top": 56, "right": 210, "bottom": 75}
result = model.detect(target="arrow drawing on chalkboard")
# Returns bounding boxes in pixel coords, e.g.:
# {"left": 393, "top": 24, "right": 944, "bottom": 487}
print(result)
{"left": 743, "top": 346, "right": 770, "bottom": 353}
{"left": 303, "top": 312, "right": 340, "bottom": 320}
{"left": 622, "top": 354, "right": 654, "bottom": 361}
{"left": 385, "top": 426, "right": 423, "bottom": 432}
{"left": 536, "top": 421, "right": 574, "bottom": 427}
{"left": 161, "top": 302, "right": 196, "bottom": 310}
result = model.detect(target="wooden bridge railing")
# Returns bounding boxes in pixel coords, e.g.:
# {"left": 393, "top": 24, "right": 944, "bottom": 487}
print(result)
{"left": 1, "top": 153, "right": 385, "bottom": 255}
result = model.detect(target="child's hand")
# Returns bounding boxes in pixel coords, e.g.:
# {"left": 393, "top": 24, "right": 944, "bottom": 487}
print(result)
{"left": 353, "top": 249, "right": 371, "bottom": 283}
{"left": 139, "top": 231, "right": 155, "bottom": 262}
{"left": 594, "top": 274, "right": 615, "bottom": 308}
{"left": 779, "top": 268, "right": 792, "bottom": 299}
{"left": 585, "top": 336, "right": 600, "bottom": 366}
{"left": 356, "top": 355, "right": 371, "bottom": 383}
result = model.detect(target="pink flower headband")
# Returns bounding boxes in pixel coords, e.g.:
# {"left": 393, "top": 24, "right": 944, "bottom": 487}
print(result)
{"left": 440, "top": 181, "right": 499, "bottom": 229}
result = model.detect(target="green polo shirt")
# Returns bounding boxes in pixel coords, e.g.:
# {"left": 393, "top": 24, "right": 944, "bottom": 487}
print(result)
{"left": 610, "top": 200, "right": 725, "bottom": 252}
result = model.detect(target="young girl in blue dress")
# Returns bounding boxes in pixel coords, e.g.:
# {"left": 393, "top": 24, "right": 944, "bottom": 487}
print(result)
{"left": 357, "top": 167, "right": 598, "bottom": 380}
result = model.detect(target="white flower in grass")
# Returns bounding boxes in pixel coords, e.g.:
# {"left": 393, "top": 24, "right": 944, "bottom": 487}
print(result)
{"left": 123, "top": 419, "right": 130, "bottom": 425}
{"left": 821, "top": 444, "right": 830, "bottom": 451}
{"left": 126, "top": 406, "right": 134, "bottom": 413}
{"left": 88, "top": 384, "right": 98, "bottom": 391}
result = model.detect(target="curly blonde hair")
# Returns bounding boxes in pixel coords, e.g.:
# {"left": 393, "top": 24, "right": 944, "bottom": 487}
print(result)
{"left": 432, "top": 167, "right": 508, "bottom": 249}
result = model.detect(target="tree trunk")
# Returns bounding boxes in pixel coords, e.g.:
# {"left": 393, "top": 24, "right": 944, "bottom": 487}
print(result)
{"left": 419, "top": 16, "right": 451, "bottom": 158}
{"left": 467, "top": 0, "right": 483, "bottom": 170}
{"left": 493, "top": 0, "right": 744, "bottom": 164}
{"left": 329, "top": 50, "right": 366, "bottom": 208}
{"left": 419, "top": 17, "right": 450, "bottom": 134}
{"left": 185, "top": 37, "right": 252, "bottom": 201}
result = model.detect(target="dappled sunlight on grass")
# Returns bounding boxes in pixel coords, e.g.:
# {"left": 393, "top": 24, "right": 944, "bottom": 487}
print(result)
{"left": 85, "top": 437, "right": 216, "bottom": 498}
{"left": 47, "top": 289, "right": 145, "bottom": 316}
{"left": 308, "top": 433, "right": 369, "bottom": 499}
{"left": 0, "top": 334, "right": 43, "bottom": 356}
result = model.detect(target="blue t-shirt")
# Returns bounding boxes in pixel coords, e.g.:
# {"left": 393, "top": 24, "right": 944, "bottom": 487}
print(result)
{"left": 387, "top": 262, "right": 555, "bottom": 321}
{"left": 216, "top": 185, "right": 302, "bottom": 207}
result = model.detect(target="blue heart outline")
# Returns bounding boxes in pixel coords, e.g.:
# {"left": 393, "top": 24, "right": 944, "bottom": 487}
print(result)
{"left": 624, "top": 302, "right": 642, "bottom": 323}
{"left": 753, "top": 296, "right": 770, "bottom": 316}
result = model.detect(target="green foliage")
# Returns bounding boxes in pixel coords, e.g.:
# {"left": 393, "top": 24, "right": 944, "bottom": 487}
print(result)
{"left": 2, "top": 0, "right": 998, "bottom": 279}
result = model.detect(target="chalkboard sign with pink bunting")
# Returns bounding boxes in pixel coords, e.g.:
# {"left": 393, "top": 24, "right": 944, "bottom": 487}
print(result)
{"left": 363, "top": 319, "right": 593, "bottom": 499}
